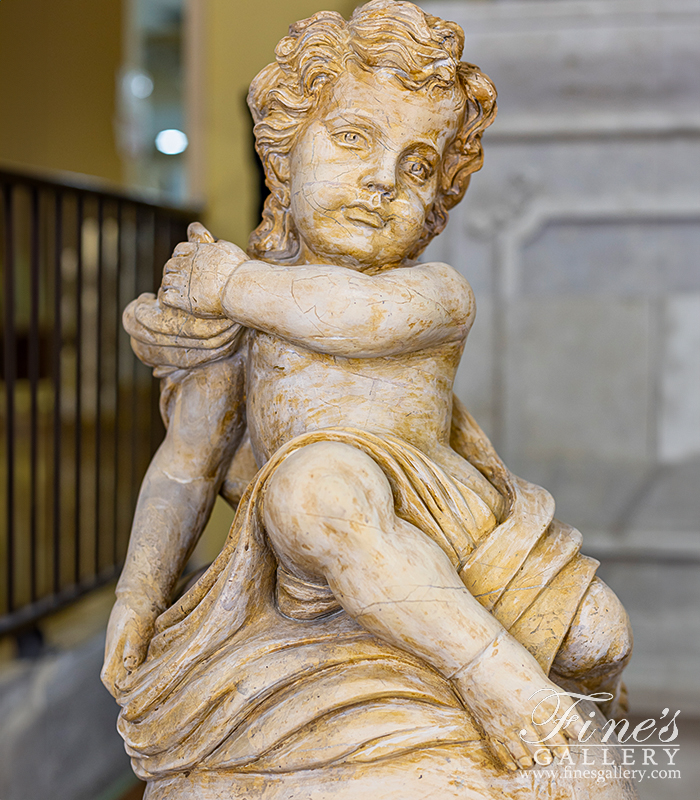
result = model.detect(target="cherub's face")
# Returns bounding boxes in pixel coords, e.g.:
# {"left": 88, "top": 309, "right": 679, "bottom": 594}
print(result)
{"left": 287, "top": 63, "right": 463, "bottom": 270}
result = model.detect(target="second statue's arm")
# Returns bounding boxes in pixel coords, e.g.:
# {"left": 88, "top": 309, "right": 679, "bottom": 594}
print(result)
{"left": 159, "top": 225, "right": 474, "bottom": 357}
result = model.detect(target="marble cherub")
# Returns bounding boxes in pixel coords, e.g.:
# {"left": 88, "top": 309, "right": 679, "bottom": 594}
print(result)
{"left": 102, "top": 3, "right": 634, "bottom": 798}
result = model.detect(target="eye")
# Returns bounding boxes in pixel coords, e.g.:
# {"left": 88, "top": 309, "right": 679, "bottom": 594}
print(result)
{"left": 403, "top": 158, "right": 433, "bottom": 183}
{"left": 333, "top": 129, "right": 367, "bottom": 148}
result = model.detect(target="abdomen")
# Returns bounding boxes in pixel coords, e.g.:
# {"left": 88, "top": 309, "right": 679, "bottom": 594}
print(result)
{"left": 246, "top": 332, "right": 458, "bottom": 464}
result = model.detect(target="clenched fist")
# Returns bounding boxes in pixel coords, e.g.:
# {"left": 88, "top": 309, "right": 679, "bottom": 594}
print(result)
{"left": 160, "top": 222, "right": 248, "bottom": 317}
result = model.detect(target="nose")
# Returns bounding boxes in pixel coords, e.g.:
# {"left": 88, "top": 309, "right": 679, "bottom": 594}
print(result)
{"left": 362, "top": 153, "right": 397, "bottom": 202}
{"left": 366, "top": 181, "right": 395, "bottom": 203}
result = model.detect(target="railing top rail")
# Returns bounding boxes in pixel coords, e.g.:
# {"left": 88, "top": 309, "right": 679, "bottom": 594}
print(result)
{"left": 0, "top": 163, "right": 201, "bottom": 218}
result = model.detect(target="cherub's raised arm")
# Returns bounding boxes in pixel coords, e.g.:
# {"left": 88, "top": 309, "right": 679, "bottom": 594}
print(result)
{"left": 158, "top": 225, "right": 473, "bottom": 357}
{"left": 221, "top": 260, "right": 473, "bottom": 357}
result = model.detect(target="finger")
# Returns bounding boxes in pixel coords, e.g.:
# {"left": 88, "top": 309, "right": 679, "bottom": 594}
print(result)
{"left": 101, "top": 661, "right": 127, "bottom": 695}
{"left": 101, "top": 640, "right": 128, "bottom": 695}
{"left": 160, "top": 287, "right": 186, "bottom": 310}
{"left": 100, "top": 657, "right": 118, "bottom": 693}
{"left": 164, "top": 256, "right": 189, "bottom": 274}
{"left": 188, "top": 221, "right": 215, "bottom": 244}
{"left": 172, "top": 242, "right": 195, "bottom": 257}
{"left": 123, "top": 633, "right": 147, "bottom": 673}
{"left": 160, "top": 273, "right": 184, "bottom": 292}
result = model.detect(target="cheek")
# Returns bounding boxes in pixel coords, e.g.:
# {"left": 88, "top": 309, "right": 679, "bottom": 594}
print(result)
{"left": 291, "top": 170, "right": 348, "bottom": 223}
{"left": 391, "top": 189, "right": 432, "bottom": 232}
{"left": 290, "top": 135, "right": 353, "bottom": 207}
{"left": 290, "top": 171, "right": 326, "bottom": 217}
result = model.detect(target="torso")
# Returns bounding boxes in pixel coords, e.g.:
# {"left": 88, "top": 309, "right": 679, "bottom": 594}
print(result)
{"left": 246, "top": 330, "right": 463, "bottom": 463}
{"left": 245, "top": 330, "right": 505, "bottom": 519}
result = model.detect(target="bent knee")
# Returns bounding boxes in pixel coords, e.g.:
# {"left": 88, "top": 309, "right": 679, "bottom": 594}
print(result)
{"left": 263, "top": 442, "right": 395, "bottom": 571}
{"left": 554, "top": 578, "right": 633, "bottom": 678}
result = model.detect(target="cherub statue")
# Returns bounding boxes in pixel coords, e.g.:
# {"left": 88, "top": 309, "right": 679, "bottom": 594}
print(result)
{"left": 102, "top": 3, "right": 636, "bottom": 798}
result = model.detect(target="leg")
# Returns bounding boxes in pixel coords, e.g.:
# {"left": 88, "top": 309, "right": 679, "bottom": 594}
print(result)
{"left": 264, "top": 442, "right": 584, "bottom": 770}
{"left": 551, "top": 578, "right": 632, "bottom": 717}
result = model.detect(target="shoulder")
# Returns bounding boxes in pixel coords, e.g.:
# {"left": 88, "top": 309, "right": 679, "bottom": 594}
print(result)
{"left": 412, "top": 261, "right": 475, "bottom": 324}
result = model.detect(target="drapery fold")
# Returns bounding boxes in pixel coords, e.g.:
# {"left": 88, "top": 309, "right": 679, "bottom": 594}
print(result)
{"left": 114, "top": 416, "right": 596, "bottom": 781}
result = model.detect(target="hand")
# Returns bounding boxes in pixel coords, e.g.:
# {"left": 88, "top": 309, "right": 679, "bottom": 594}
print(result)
{"left": 160, "top": 222, "right": 248, "bottom": 317}
{"left": 101, "top": 593, "right": 160, "bottom": 696}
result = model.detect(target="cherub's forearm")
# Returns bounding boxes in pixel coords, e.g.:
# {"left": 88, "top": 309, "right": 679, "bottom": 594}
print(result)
{"left": 116, "top": 459, "right": 219, "bottom": 611}
{"left": 222, "top": 260, "right": 472, "bottom": 357}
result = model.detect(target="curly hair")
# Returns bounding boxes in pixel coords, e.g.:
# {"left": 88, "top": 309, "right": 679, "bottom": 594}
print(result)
{"left": 247, "top": 0, "right": 497, "bottom": 264}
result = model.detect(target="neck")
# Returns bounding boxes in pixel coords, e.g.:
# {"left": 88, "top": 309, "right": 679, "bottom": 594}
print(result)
{"left": 294, "top": 239, "right": 412, "bottom": 274}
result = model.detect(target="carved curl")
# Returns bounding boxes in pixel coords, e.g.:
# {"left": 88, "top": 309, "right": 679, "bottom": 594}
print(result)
{"left": 247, "top": 0, "right": 497, "bottom": 264}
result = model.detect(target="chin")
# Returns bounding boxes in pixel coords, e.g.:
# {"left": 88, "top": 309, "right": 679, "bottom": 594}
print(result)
{"left": 314, "top": 233, "right": 416, "bottom": 269}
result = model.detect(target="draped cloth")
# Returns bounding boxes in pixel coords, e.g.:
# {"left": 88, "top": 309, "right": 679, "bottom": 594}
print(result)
{"left": 114, "top": 425, "right": 597, "bottom": 781}
{"left": 117, "top": 292, "right": 598, "bottom": 781}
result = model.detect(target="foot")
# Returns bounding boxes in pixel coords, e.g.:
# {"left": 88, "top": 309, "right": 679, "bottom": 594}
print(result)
{"left": 452, "top": 632, "right": 585, "bottom": 771}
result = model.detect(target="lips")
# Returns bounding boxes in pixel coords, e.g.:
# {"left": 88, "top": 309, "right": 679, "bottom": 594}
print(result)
{"left": 344, "top": 203, "right": 386, "bottom": 229}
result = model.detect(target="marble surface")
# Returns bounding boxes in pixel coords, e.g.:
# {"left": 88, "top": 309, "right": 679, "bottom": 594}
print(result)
{"left": 102, "top": 2, "right": 641, "bottom": 797}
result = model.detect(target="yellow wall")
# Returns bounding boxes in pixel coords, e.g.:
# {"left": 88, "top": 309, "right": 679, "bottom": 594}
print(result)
{"left": 203, "top": 0, "right": 359, "bottom": 246}
{"left": 0, "top": 0, "right": 358, "bottom": 215}
{"left": 0, "top": 0, "right": 123, "bottom": 183}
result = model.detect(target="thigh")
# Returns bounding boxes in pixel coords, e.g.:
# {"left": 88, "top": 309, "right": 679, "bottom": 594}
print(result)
{"left": 262, "top": 441, "right": 395, "bottom": 582}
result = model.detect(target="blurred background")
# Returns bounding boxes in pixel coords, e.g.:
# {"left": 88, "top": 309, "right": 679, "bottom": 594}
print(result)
{"left": 0, "top": 1, "right": 697, "bottom": 799}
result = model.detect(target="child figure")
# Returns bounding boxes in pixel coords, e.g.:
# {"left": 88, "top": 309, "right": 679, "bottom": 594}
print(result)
{"left": 103, "top": 3, "right": 633, "bottom": 797}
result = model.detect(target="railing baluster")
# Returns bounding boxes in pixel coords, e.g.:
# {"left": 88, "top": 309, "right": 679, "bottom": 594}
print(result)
{"left": 3, "top": 183, "right": 16, "bottom": 614}
{"left": 29, "top": 187, "right": 41, "bottom": 603}
{"left": 74, "top": 192, "right": 83, "bottom": 586}
{"left": 52, "top": 190, "right": 63, "bottom": 594}
{"left": 149, "top": 211, "right": 162, "bottom": 458}
{"left": 129, "top": 209, "right": 141, "bottom": 519}
{"left": 113, "top": 201, "right": 122, "bottom": 565}
{"left": 95, "top": 197, "right": 104, "bottom": 575}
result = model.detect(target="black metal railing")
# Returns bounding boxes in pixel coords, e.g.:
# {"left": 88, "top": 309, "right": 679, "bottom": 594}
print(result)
{"left": 0, "top": 167, "right": 196, "bottom": 635}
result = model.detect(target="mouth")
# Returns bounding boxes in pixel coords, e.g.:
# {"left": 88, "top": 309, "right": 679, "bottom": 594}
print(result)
{"left": 343, "top": 203, "right": 387, "bottom": 230}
